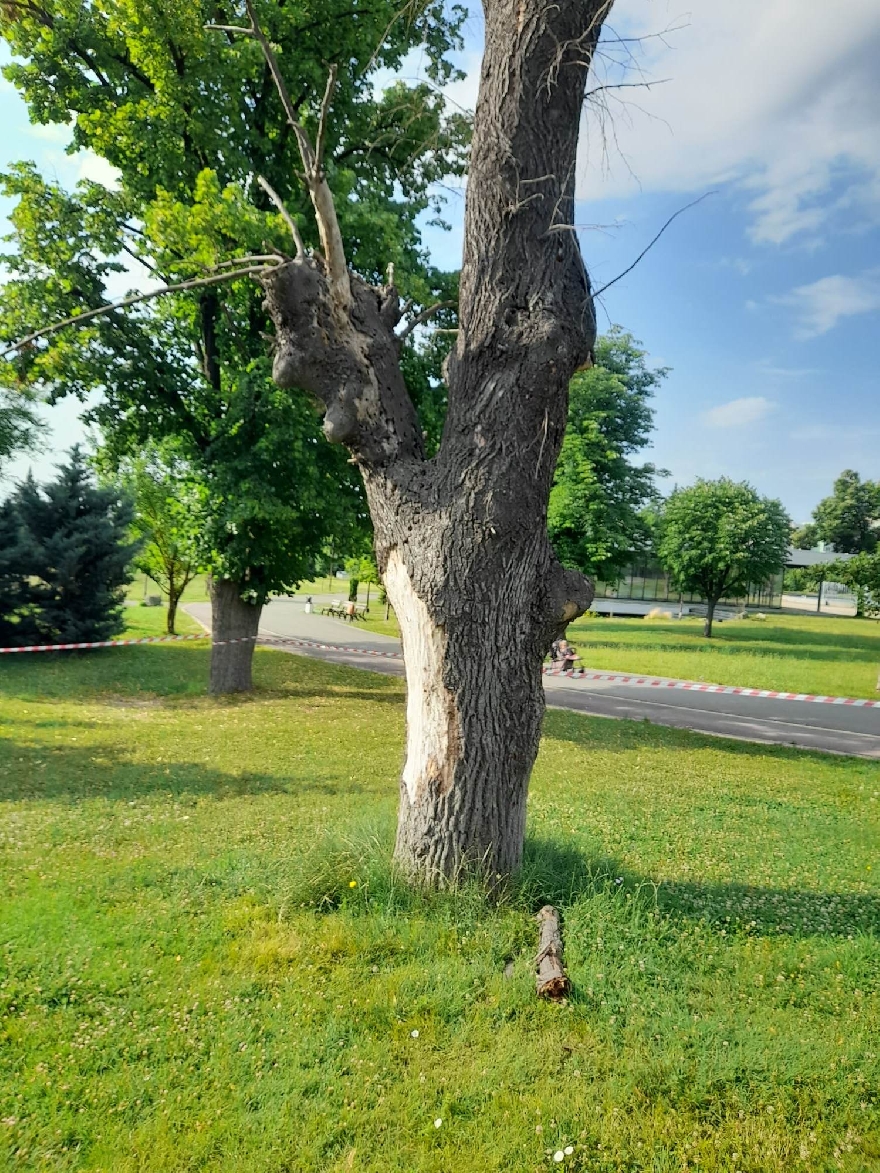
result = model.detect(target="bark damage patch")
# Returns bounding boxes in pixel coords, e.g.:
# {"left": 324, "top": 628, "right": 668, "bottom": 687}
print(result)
{"left": 383, "top": 549, "right": 461, "bottom": 802}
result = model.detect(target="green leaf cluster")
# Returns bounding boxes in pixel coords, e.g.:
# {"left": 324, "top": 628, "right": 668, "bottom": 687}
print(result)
{"left": 0, "top": 0, "right": 469, "bottom": 599}
{"left": 658, "top": 478, "right": 791, "bottom": 610}
{"left": 548, "top": 327, "right": 668, "bottom": 581}
{"left": 793, "top": 470, "right": 880, "bottom": 555}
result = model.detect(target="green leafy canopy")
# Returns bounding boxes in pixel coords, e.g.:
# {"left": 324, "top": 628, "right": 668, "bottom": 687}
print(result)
{"left": 0, "top": 0, "right": 469, "bottom": 598}
{"left": 658, "top": 478, "right": 791, "bottom": 606}
{"left": 548, "top": 327, "right": 668, "bottom": 581}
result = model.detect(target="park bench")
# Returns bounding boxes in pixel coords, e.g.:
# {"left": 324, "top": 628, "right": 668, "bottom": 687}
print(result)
{"left": 322, "top": 600, "right": 368, "bottom": 621}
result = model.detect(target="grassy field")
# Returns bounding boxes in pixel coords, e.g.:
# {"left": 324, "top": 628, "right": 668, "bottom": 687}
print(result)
{"left": 565, "top": 612, "right": 880, "bottom": 699}
{"left": 121, "top": 603, "right": 204, "bottom": 640}
{"left": 1, "top": 627, "right": 878, "bottom": 1172}
{"left": 125, "top": 575, "right": 211, "bottom": 606}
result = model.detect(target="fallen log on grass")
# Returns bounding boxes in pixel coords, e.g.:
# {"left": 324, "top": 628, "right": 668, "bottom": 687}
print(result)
{"left": 535, "top": 904, "right": 569, "bottom": 999}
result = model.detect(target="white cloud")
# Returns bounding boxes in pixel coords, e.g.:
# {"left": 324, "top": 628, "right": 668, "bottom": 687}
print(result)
{"left": 703, "top": 396, "right": 776, "bottom": 428}
{"left": 773, "top": 271, "right": 880, "bottom": 337}
{"left": 576, "top": 0, "right": 880, "bottom": 245}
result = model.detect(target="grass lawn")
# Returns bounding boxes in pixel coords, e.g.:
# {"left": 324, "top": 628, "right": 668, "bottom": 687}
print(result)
{"left": 121, "top": 604, "right": 204, "bottom": 640}
{"left": 125, "top": 575, "right": 211, "bottom": 606}
{"left": 1, "top": 641, "right": 878, "bottom": 1172}
{"left": 565, "top": 612, "right": 880, "bottom": 700}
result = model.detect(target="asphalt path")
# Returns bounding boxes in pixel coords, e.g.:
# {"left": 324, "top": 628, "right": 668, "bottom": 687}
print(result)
{"left": 185, "top": 598, "right": 880, "bottom": 759}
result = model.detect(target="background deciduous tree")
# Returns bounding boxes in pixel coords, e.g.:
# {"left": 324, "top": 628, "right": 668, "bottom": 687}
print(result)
{"left": 0, "top": 0, "right": 468, "bottom": 692}
{"left": 792, "top": 470, "right": 879, "bottom": 554}
{"left": 658, "top": 478, "right": 790, "bottom": 637}
{"left": 817, "top": 553, "right": 880, "bottom": 619}
{"left": 111, "top": 445, "right": 202, "bottom": 636}
{"left": 548, "top": 327, "right": 667, "bottom": 582}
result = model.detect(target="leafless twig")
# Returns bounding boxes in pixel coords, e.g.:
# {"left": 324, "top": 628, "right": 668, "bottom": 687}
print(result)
{"left": 591, "top": 192, "right": 716, "bottom": 298}
{"left": 206, "top": 3, "right": 349, "bottom": 301}
{"left": 256, "top": 176, "right": 305, "bottom": 258}
{"left": 1, "top": 265, "right": 274, "bottom": 360}
{"left": 314, "top": 65, "right": 338, "bottom": 174}
{"left": 396, "top": 301, "right": 456, "bottom": 342}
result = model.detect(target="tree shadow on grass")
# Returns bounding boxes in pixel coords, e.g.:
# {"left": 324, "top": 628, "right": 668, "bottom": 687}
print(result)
{"left": 0, "top": 645, "right": 405, "bottom": 708}
{"left": 519, "top": 836, "right": 880, "bottom": 939}
{"left": 0, "top": 737, "right": 382, "bottom": 804}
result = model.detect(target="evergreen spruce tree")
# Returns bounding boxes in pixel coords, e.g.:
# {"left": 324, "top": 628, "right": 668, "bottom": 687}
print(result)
{"left": 11, "top": 449, "right": 138, "bottom": 644}
{"left": 0, "top": 496, "right": 38, "bottom": 645}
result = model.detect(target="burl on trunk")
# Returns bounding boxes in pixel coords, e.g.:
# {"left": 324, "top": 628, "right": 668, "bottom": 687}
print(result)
{"left": 261, "top": 0, "right": 611, "bottom": 881}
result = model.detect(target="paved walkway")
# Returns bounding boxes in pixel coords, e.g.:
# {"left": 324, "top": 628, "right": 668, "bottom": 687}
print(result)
{"left": 185, "top": 599, "right": 880, "bottom": 759}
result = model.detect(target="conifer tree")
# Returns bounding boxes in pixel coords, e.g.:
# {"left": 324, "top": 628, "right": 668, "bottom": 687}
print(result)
{"left": 10, "top": 449, "right": 137, "bottom": 644}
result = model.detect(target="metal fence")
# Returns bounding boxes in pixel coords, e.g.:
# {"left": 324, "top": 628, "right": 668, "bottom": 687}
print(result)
{"left": 593, "top": 562, "right": 784, "bottom": 609}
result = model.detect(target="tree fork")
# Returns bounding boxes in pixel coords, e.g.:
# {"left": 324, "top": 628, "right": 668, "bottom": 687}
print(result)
{"left": 260, "top": 0, "right": 609, "bottom": 882}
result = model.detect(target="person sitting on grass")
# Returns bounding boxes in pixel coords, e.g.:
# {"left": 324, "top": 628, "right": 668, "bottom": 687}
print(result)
{"left": 551, "top": 638, "right": 580, "bottom": 672}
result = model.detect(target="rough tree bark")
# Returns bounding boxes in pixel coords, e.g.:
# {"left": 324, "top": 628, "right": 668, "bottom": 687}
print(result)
{"left": 166, "top": 591, "right": 179, "bottom": 636}
{"left": 208, "top": 578, "right": 262, "bottom": 695}
{"left": 261, "top": 0, "right": 611, "bottom": 881}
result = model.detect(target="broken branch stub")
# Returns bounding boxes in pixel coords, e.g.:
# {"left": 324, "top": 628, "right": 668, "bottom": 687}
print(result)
{"left": 535, "top": 905, "right": 570, "bottom": 999}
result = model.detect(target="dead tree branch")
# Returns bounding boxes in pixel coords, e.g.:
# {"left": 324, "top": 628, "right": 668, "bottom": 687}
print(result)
{"left": 585, "top": 77, "right": 671, "bottom": 99}
{"left": 396, "top": 300, "right": 456, "bottom": 342}
{"left": 592, "top": 192, "right": 716, "bottom": 298}
{"left": 314, "top": 64, "right": 338, "bottom": 175}
{"left": 207, "top": 3, "right": 349, "bottom": 302}
{"left": 256, "top": 175, "right": 305, "bottom": 258}
{"left": 0, "top": 265, "right": 274, "bottom": 360}
{"left": 535, "top": 905, "right": 569, "bottom": 999}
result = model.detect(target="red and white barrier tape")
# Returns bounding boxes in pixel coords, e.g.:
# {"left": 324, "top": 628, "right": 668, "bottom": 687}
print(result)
{"left": 257, "top": 633, "right": 403, "bottom": 660}
{"left": 3, "top": 630, "right": 875, "bottom": 710}
{"left": 0, "top": 633, "right": 253, "bottom": 654}
{"left": 542, "top": 667, "right": 880, "bottom": 708}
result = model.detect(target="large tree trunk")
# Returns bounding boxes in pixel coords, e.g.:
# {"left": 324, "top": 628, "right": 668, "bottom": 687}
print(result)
{"left": 704, "top": 598, "right": 717, "bottom": 638}
{"left": 208, "top": 578, "right": 262, "bottom": 694}
{"left": 263, "top": 0, "right": 609, "bottom": 881}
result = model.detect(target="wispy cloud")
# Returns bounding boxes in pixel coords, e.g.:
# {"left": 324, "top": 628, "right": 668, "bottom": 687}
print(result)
{"left": 750, "top": 358, "right": 819, "bottom": 380}
{"left": 774, "top": 271, "right": 880, "bottom": 338}
{"left": 576, "top": 0, "right": 880, "bottom": 245}
{"left": 703, "top": 397, "right": 776, "bottom": 428}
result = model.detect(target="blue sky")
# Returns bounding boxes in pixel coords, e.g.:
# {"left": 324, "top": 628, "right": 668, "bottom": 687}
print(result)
{"left": 3, "top": 0, "right": 880, "bottom": 521}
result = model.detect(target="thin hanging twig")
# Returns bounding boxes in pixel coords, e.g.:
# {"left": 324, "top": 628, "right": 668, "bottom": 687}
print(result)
{"left": 591, "top": 192, "right": 716, "bottom": 298}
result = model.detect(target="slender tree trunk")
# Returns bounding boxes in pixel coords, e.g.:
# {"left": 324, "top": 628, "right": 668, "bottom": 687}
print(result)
{"left": 166, "top": 591, "right": 179, "bottom": 635}
{"left": 263, "top": 0, "right": 609, "bottom": 882}
{"left": 704, "top": 598, "right": 717, "bottom": 638}
{"left": 208, "top": 578, "right": 262, "bottom": 694}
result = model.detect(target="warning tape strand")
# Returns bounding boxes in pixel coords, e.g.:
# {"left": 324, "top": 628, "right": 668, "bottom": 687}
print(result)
{"left": 541, "top": 667, "right": 880, "bottom": 708}
{"left": 0, "top": 633, "right": 269, "bottom": 654}
{"left": 2, "top": 631, "right": 876, "bottom": 709}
